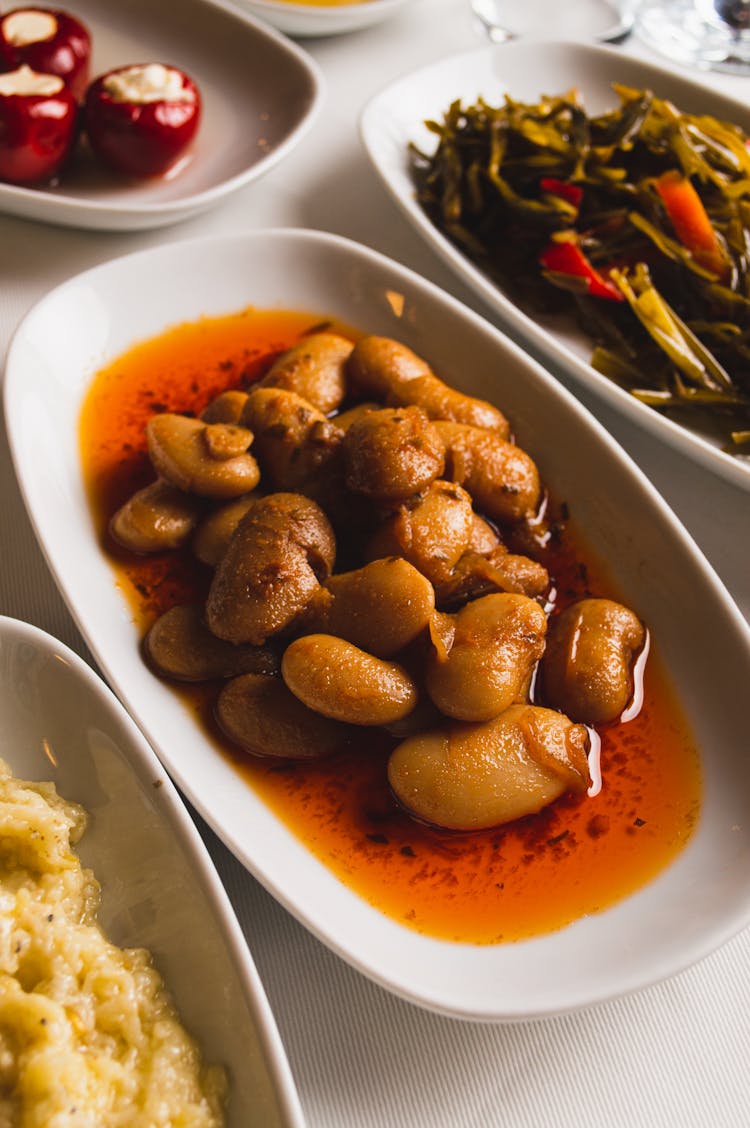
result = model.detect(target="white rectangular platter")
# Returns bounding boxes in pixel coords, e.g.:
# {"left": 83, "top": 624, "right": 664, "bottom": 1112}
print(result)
{"left": 5, "top": 227, "right": 750, "bottom": 1020}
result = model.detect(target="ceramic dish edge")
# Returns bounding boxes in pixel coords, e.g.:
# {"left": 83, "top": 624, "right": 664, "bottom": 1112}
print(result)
{"left": 238, "top": 0, "right": 414, "bottom": 38}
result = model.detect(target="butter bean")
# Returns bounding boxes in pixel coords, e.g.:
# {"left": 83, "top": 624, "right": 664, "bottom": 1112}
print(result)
{"left": 365, "top": 480, "right": 475, "bottom": 585}
{"left": 425, "top": 593, "right": 547, "bottom": 721}
{"left": 306, "top": 557, "right": 435, "bottom": 658}
{"left": 110, "top": 478, "right": 202, "bottom": 554}
{"left": 200, "top": 390, "right": 249, "bottom": 424}
{"left": 435, "top": 420, "right": 541, "bottom": 524}
{"left": 240, "top": 386, "right": 343, "bottom": 492}
{"left": 144, "top": 604, "right": 278, "bottom": 682}
{"left": 388, "top": 704, "right": 591, "bottom": 831}
{"left": 540, "top": 598, "right": 646, "bottom": 723}
{"left": 468, "top": 514, "right": 500, "bottom": 554}
{"left": 216, "top": 673, "right": 354, "bottom": 760}
{"left": 206, "top": 493, "right": 335, "bottom": 645}
{"left": 191, "top": 493, "right": 259, "bottom": 567}
{"left": 434, "top": 545, "right": 549, "bottom": 608}
{"left": 342, "top": 405, "right": 445, "bottom": 502}
{"left": 259, "top": 332, "right": 353, "bottom": 413}
{"left": 282, "top": 634, "right": 418, "bottom": 726}
{"left": 347, "top": 336, "right": 510, "bottom": 435}
{"left": 333, "top": 402, "right": 379, "bottom": 431}
{"left": 147, "top": 413, "right": 259, "bottom": 499}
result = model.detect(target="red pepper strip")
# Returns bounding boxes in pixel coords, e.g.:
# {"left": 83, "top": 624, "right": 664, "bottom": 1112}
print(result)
{"left": 539, "top": 240, "right": 625, "bottom": 301}
{"left": 654, "top": 170, "right": 729, "bottom": 281}
{"left": 540, "top": 177, "right": 584, "bottom": 207}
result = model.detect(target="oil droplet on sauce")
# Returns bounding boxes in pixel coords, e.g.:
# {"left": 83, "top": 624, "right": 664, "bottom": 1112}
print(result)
{"left": 79, "top": 306, "right": 702, "bottom": 945}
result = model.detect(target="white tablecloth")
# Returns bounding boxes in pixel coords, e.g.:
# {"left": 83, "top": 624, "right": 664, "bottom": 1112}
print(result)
{"left": 2, "top": 2, "right": 749, "bottom": 1124}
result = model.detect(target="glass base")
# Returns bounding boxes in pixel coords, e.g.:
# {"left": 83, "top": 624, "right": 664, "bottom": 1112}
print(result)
{"left": 470, "top": 0, "right": 633, "bottom": 44}
{"left": 635, "top": 0, "right": 750, "bottom": 73}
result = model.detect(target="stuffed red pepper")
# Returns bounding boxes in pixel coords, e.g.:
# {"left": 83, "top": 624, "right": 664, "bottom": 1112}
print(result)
{"left": 0, "top": 63, "right": 77, "bottom": 184}
{"left": 84, "top": 63, "right": 201, "bottom": 179}
{"left": 0, "top": 8, "right": 90, "bottom": 101}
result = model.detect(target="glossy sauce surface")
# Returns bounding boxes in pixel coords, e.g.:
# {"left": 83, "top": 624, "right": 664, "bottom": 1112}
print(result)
{"left": 79, "top": 306, "right": 702, "bottom": 945}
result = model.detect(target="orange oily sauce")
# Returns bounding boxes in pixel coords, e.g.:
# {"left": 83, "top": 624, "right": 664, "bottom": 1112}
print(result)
{"left": 79, "top": 306, "right": 702, "bottom": 945}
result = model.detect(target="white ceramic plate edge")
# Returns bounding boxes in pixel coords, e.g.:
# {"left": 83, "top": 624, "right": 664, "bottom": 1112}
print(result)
{"left": 5, "top": 227, "right": 750, "bottom": 1021}
{"left": 359, "top": 39, "right": 750, "bottom": 493}
{"left": 0, "top": 613, "right": 306, "bottom": 1126}
{"left": 239, "top": 0, "right": 414, "bottom": 37}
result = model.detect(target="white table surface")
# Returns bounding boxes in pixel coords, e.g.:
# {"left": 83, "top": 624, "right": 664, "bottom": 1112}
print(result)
{"left": 2, "top": 2, "right": 749, "bottom": 1125}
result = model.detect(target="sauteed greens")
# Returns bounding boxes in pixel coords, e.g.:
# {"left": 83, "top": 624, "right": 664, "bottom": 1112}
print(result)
{"left": 410, "top": 85, "right": 750, "bottom": 453}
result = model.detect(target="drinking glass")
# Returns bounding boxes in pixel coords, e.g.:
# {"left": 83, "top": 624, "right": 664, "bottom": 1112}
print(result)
{"left": 634, "top": 0, "right": 750, "bottom": 71}
{"left": 469, "top": 0, "right": 634, "bottom": 43}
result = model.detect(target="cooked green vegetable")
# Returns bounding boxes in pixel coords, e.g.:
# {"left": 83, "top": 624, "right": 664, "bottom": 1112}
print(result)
{"left": 410, "top": 85, "right": 750, "bottom": 453}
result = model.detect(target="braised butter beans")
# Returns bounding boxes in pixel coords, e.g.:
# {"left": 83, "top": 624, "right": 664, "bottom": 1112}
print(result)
{"left": 145, "top": 604, "right": 278, "bottom": 682}
{"left": 342, "top": 406, "right": 445, "bottom": 502}
{"left": 365, "top": 480, "right": 475, "bottom": 585}
{"left": 191, "top": 494, "right": 258, "bottom": 567}
{"left": 240, "top": 386, "right": 343, "bottom": 493}
{"left": 200, "top": 389, "right": 248, "bottom": 425}
{"left": 116, "top": 327, "right": 648, "bottom": 833}
{"left": 435, "top": 421, "right": 541, "bottom": 524}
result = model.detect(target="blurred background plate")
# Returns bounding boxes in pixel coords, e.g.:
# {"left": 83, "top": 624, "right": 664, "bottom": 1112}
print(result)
{"left": 0, "top": 0, "right": 323, "bottom": 231}
{"left": 236, "top": 0, "right": 416, "bottom": 37}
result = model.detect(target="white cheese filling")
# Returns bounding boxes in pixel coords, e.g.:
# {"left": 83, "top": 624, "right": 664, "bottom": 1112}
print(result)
{"left": 0, "top": 64, "right": 63, "bottom": 97}
{"left": 103, "top": 64, "right": 195, "bottom": 105}
{"left": 2, "top": 9, "right": 58, "bottom": 46}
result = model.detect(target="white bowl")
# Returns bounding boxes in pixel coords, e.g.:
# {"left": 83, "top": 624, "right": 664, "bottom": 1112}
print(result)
{"left": 237, "top": 0, "right": 414, "bottom": 37}
{"left": 5, "top": 227, "right": 750, "bottom": 1020}
{"left": 0, "top": 614, "right": 305, "bottom": 1127}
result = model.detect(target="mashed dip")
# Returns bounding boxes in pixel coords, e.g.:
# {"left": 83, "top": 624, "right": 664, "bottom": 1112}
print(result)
{"left": 0, "top": 759, "right": 225, "bottom": 1126}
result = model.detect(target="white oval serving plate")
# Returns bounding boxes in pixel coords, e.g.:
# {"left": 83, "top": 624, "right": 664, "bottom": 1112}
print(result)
{"left": 360, "top": 39, "right": 750, "bottom": 492}
{"left": 236, "top": 0, "right": 414, "bottom": 38}
{"left": 0, "top": 614, "right": 305, "bottom": 1127}
{"left": 0, "top": 0, "right": 323, "bottom": 231}
{"left": 5, "top": 228, "right": 750, "bottom": 1021}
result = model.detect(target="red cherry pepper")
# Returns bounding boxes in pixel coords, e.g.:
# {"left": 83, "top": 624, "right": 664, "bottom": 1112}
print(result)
{"left": 539, "top": 239, "right": 625, "bottom": 302}
{"left": 84, "top": 63, "right": 201, "bottom": 179}
{"left": 0, "top": 64, "right": 77, "bottom": 185}
{"left": 0, "top": 8, "right": 91, "bottom": 102}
